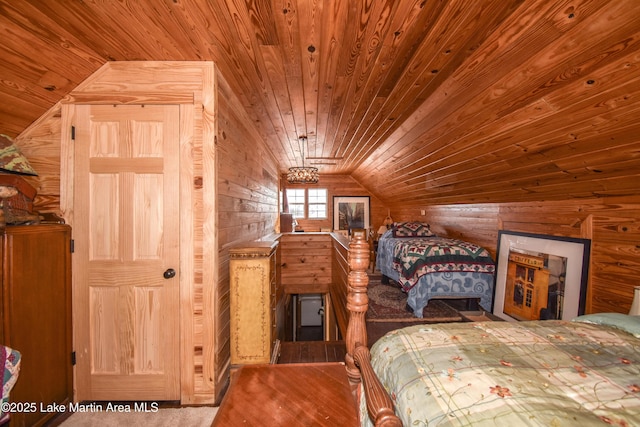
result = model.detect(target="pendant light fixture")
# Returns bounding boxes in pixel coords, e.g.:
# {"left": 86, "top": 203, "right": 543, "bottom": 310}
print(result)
{"left": 287, "top": 136, "right": 319, "bottom": 184}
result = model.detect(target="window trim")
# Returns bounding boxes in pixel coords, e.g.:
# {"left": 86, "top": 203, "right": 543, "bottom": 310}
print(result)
{"left": 307, "top": 188, "right": 328, "bottom": 220}
{"left": 285, "top": 187, "right": 328, "bottom": 220}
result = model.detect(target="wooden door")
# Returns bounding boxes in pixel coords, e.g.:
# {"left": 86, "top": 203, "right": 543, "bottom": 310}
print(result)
{"left": 73, "top": 104, "right": 180, "bottom": 400}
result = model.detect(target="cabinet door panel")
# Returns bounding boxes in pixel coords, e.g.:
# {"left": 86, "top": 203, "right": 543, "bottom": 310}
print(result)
{"left": 2, "top": 225, "right": 72, "bottom": 427}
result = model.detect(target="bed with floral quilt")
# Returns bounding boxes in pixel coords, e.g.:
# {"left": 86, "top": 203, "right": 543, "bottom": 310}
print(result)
{"left": 376, "top": 223, "right": 495, "bottom": 317}
{"left": 357, "top": 313, "right": 640, "bottom": 426}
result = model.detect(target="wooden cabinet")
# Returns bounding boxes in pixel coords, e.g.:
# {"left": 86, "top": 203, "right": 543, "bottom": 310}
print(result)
{"left": 229, "top": 240, "right": 282, "bottom": 366}
{"left": 0, "top": 224, "right": 72, "bottom": 427}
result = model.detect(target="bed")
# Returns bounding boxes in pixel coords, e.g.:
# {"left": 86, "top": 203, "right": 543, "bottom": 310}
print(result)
{"left": 340, "top": 232, "right": 640, "bottom": 427}
{"left": 376, "top": 222, "right": 495, "bottom": 317}
{"left": 359, "top": 316, "right": 640, "bottom": 426}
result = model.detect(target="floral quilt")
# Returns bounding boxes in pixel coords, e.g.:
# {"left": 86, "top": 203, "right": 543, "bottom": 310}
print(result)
{"left": 360, "top": 319, "right": 640, "bottom": 426}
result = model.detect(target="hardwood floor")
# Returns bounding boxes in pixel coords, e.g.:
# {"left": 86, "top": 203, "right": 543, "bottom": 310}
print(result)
{"left": 278, "top": 340, "right": 346, "bottom": 364}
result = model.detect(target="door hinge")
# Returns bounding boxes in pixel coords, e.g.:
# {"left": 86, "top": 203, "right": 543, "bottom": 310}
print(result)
{"left": 71, "top": 126, "right": 75, "bottom": 141}
{"left": 70, "top": 239, "right": 74, "bottom": 253}
{"left": 71, "top": 351, "right": 76, "bottom": 366}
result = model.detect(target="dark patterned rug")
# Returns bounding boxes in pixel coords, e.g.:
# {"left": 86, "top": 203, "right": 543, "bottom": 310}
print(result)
{"left": 366, "top": 274, "right": 463, "bottom": 322}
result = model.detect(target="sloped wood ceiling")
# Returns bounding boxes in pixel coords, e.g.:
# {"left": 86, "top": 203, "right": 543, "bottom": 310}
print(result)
{"left": 1, "top": 0, "right": 639, "bottom": 205}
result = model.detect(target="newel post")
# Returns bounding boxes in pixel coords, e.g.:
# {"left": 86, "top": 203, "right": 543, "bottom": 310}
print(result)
{"left": 344, "top": 230, "right": 369, "bottom": 387}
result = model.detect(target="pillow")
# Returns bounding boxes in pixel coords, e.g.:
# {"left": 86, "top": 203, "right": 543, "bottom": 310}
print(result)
{"left": 572, "top": 313, "right": 640, "bottom": 338}
{"left": 392, "top": 222, "right": 434, "bottom": 238}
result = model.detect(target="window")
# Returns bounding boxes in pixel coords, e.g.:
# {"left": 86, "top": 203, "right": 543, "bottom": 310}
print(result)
{"left": 307, "top": 189, "right": 327, "bottom": 219}
{"left": 285, "top": 188, "right": 327, "bottom": 219}
{"left": 286, "top": 189, "right": 305, "bottom": 218}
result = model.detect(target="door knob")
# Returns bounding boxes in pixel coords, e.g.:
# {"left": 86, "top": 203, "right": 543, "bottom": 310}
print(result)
{"left": 163, "top": 268, "right": 176, "bottom": 279}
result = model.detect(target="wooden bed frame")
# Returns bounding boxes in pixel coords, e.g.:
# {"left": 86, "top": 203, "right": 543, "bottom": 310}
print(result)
{"left": 338, "top": 230, "right": 402, "bottom": 427}
{"left": 337, "top": 232, "right": 640, "bottom": 426}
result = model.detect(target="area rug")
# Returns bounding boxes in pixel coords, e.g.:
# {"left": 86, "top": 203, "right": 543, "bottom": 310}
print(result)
{"left": 367, "top": 275, "right": 463, "bottom": 322}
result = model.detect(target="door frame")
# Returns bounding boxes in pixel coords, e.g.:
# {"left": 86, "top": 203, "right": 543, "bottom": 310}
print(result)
{"left": 59, "top": 65, "right": 219, "bottom": 404}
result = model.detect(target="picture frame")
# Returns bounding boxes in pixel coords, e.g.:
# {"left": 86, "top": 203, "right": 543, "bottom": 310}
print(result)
{"left": 493, "top": 230, "right": 591, "bottom": 322}
{"left": 333, "top": 196, "right": 370, "bottom": 233}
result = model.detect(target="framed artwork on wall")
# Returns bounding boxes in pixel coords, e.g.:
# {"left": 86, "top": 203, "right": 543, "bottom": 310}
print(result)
{"left": 333, "top": 196, "right": 370, "bottom": 233}
{"left": 493, "top": 230, "right": 591, "bottom": 322}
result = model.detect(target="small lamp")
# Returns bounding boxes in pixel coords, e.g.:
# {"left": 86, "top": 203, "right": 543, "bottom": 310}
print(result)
{"left": 629, "top": 286, "right": 640, "bottom": 316}
{"left": 383, "top": 209, "right": 393, "bottom": 229}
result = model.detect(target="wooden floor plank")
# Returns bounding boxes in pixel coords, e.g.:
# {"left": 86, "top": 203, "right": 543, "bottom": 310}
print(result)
{"left": 213, "top": 363, "right": 359, "bottom": 426}
{"left": 278, "top": 341, "right": 346, "bottom": 364}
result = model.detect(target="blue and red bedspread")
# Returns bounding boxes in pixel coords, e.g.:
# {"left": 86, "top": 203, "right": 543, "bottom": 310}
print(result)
{"left": 392, "top": 236, "right": 495, "bottom": 291}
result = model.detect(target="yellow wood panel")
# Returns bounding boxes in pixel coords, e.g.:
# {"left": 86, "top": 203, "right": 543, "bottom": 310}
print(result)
{"left": 230, "top": 262, "right": 271, "bottom": 364}
{"left": 229, "top": 242, "right": 278, "bottom": 366}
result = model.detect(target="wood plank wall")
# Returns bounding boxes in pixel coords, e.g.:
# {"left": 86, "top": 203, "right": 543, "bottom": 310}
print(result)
{"left": 215, "top": 72, "right": 280, "bottom": 400}
{"left": 9, "top": 110, "right": 61, "bottom": 213}
{"left": 282, "top": 174, "right": 387, "bottom": 233}
{"left": 394, "top": 195, "right": 640, "bottom": 314}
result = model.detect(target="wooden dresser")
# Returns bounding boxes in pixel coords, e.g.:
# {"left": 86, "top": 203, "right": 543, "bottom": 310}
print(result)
{"left": 229, "top": 240, "right": 283, "bottom": 366}
{"left": 0, "top": 224, "right": 73, "bottom": 427}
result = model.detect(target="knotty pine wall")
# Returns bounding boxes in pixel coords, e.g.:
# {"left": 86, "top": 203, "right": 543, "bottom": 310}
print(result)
{"left": 215, "top": 72, "right": 280, "bottom": 397}
{"left": 393, "top": 196, "right": 640, "bottom": 315}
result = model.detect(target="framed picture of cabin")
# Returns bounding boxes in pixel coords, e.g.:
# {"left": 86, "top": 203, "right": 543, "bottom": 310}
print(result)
{"left": 493, "top": 230, "right": 590, "bottom": 322}
{"left": 333, "top": 196, "right": 370, "bottom": 233}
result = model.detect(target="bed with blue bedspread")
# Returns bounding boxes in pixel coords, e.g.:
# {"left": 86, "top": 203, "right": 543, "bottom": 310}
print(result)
{"left": 376, "top": 222, "right": 495, "bottom": 317}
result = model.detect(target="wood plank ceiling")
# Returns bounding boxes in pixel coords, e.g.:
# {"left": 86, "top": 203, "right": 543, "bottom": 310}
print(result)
{"left": 1, "top": 0, "right": 639, "bottom": 206}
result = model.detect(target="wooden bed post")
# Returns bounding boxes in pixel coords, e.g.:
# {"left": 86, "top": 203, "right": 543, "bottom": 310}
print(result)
{"left": 345, "top": 230, "right": 370, "bottom": 387}
{"left": 345, "top": 230, "right": 402, "bottom": 427}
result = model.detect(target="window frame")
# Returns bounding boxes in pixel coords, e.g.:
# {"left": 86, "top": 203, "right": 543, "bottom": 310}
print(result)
{"left": 285, "top": 187, "right": 328, "bottom": 220}
{"left": 307, "top": 188, "right": 328, "bottom": 220}
{"left": 286, "top": 188, "right": 306, "bottom": 219}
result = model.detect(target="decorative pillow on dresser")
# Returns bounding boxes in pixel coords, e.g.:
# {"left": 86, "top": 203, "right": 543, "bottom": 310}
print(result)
{"left": 392, "top": 221, "right": 433, "bottom": 238}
